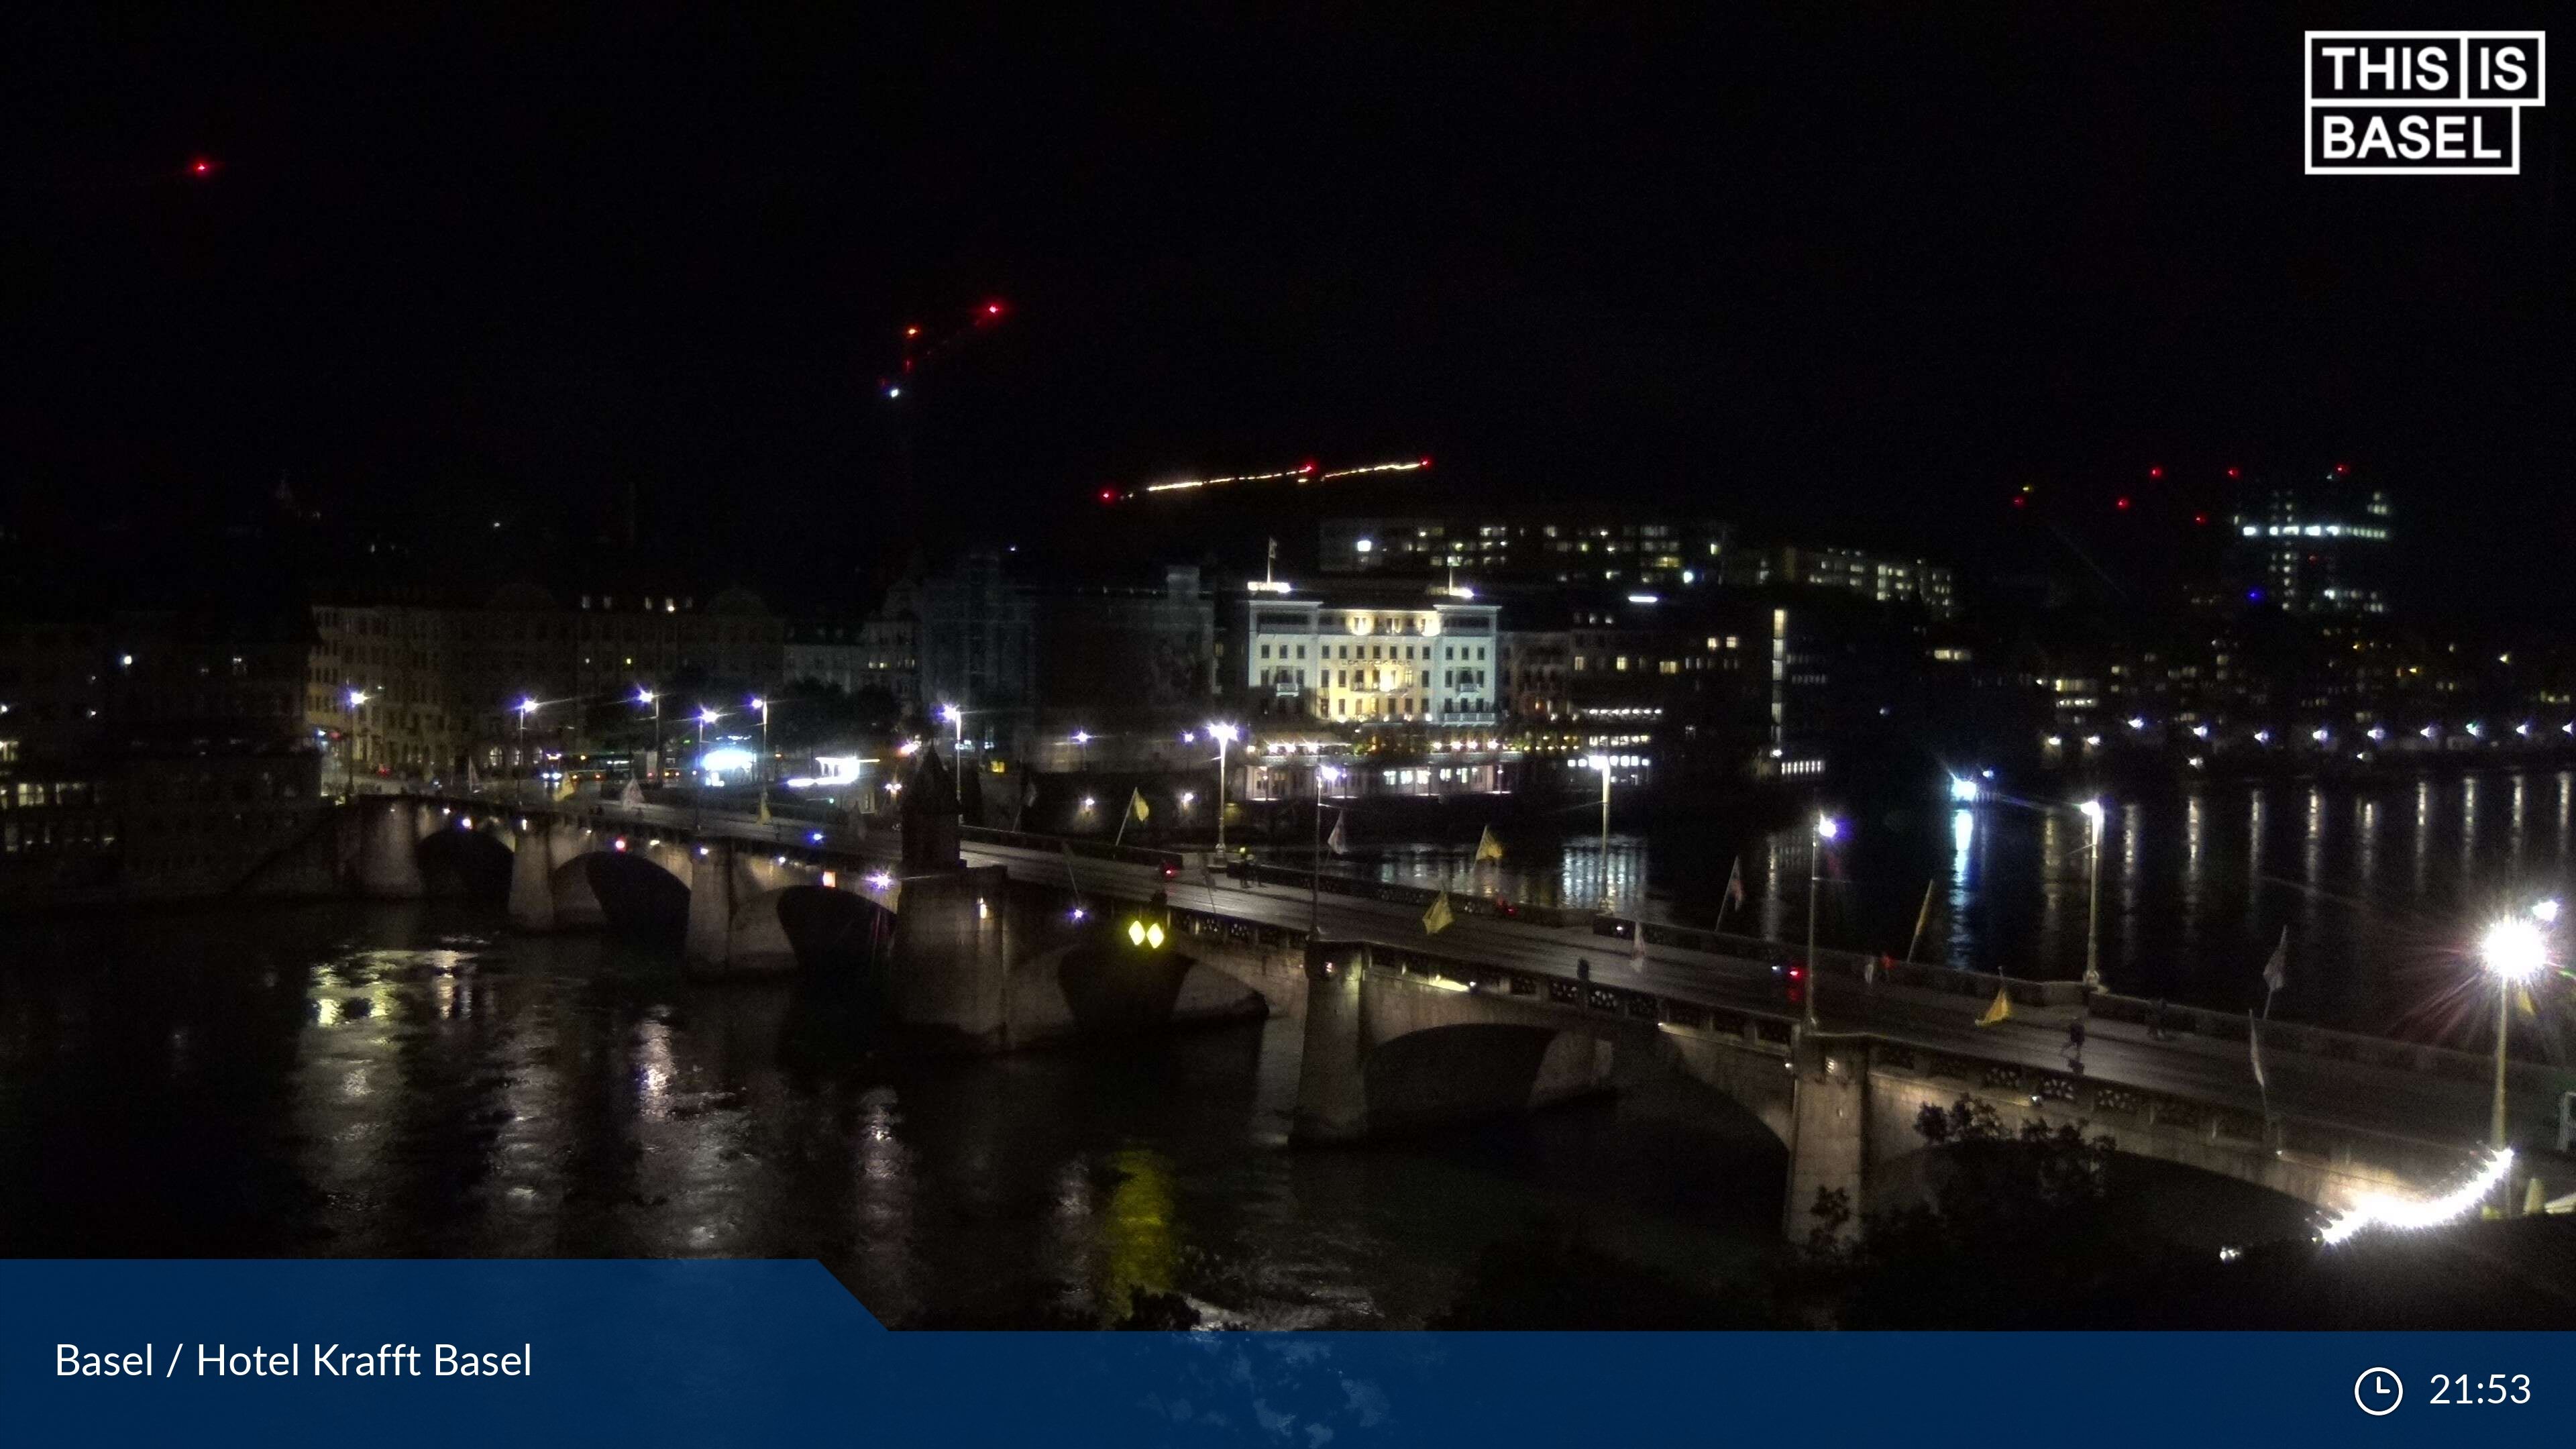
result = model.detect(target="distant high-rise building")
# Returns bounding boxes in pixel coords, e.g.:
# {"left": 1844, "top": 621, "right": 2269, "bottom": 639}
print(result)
{"left": 2227, "top": 473, "right": 2395, "bottom": 616}
{"left": 1318, "top": 516, "right": 1732, "bottom": 586}
{"left": 1719, "top": 545, "right": 1958, "bottom": 619}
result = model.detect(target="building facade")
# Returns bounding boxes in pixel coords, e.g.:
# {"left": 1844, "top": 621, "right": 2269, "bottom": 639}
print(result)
{"left": 1230, "top": 587, "right": 1501, "bottom": 726}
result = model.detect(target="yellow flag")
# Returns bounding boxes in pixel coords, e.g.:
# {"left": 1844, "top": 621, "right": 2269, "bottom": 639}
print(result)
{"left": 2518, "top": 985, "right": 2540, "bottom": 1021}
{"left": 1474, "top": 825, "right": 1504, "bottom": 863}
{"left": 552, "top": 775, "right": 579, "bottom": 802}
{"left": 1129, "top": 788, "right": 1150, "bottom": 822}
{"left": 1976, "top": 985, "right": 2012, "bottom": 1026}
{"left": 1422, "top": 890, "right": 1455, "bottom": 935}
{"left": 757, "top": 792, "right": 772, "bottom": 824}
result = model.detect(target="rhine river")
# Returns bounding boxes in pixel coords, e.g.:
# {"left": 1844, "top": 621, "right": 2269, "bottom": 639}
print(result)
{"left": 1346, "top": 768, "right": 2576, "bottom": 1041}
{"left": 0, "top": 771, "right": 2544, "bottom": 1324}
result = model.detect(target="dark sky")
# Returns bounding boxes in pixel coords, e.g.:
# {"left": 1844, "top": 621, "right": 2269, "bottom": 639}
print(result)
{"left": 2, "top": 6, "right": 2565, "bottom": 617}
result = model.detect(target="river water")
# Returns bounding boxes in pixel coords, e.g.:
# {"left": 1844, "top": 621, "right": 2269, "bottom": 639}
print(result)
{"left": 0, "top": 902, "right": 1784, "bottom": 1327}
{"left": 1341, "top": 768, "right": 2576, "bottom": 1041}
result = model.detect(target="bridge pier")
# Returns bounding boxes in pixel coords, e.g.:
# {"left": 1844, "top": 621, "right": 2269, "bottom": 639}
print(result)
{"left": 1290, "top": 941, "right": 1629, "bottom": 1144}
{"left": 1293, "top": 940, "right": 1371, "bottom": 1141}
{"left": 1782, "top": 1036, "right": 1869, "bottom": 1242}
{"left": 883, "top": 866, "right": 1014, "bottom": 1046}
{"left": 355, "top": 798, "right": 426, "bottom": 900}
{"left": 685, "top": 841, "right": 739, "bottom": 975}
{"left": 506, "top": 818, "right": 558, "bottom": 930}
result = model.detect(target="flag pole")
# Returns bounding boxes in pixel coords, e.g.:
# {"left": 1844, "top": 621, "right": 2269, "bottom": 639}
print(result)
{"left": 1905, "top": 878, "right": 1935, "bottom": 963}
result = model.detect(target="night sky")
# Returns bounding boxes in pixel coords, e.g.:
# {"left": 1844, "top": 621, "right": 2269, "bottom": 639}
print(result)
{"left": 3, "top": 7, "right": 2565, "bottom": 619}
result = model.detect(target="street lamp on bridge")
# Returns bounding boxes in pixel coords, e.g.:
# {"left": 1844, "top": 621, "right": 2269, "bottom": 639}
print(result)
{"left": 1806, "top": 813, "right": 1841, "bottom": 1030}
{"left": 2480, "top": 912, "right": 2549, "bottom": 1154}
{"left": 516, "top": 698, "right": 540, "bottom": 803}
{"left": 636, "top": 687, "right": 661, "bottom": 784}
{"left": 1209, "top": 721, "right": 1240, "bottom": 864}
{"left": 2078, "top": 798, "right": 2105, "bottom": 996}
{"left": 343, "top": 688, "right": 368, "bottom": 800}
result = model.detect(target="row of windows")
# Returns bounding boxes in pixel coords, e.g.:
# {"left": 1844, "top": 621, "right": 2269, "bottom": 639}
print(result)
{"left": 1258, "top": 641, "right": 1489, "bottom": 663}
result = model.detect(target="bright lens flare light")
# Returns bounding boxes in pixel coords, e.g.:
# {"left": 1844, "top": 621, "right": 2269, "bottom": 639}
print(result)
{"left": 2320, "top": 1148, "right": 2515, "bottom": 1246}
{"left": 1948, "top": 776, "right": 1980, "bottom": 803}
{"left": 2481, "top": 917, "right": 2548, "bottom": 982}
{"left": 1815, "top": 815, "right": 1842, "bottom": 841}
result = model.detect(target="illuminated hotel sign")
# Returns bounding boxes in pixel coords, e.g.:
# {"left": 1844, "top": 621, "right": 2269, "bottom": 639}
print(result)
{"left": 2306, "top": 31, "right": 2546, "bottom": 174}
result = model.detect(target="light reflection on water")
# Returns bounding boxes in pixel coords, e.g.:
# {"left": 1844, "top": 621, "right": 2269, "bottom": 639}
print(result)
{"left": 1334, "top": 769, "right": 2575, "bottom": 1034}
{"left": 0, "top": 904, "right": 1786, "bottom": 1327}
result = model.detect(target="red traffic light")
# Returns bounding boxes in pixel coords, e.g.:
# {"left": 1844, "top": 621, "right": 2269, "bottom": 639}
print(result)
{"left": 188, "top": 156, "right": 217, "bottom": 177}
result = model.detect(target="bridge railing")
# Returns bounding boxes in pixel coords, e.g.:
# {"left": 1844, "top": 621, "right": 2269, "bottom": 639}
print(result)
{"left": 1318, "top": 938, "right": 2496, "bottom": 1183}
{"left": 1233, "top": 860, "right": 1597, "bottom": 928}
{"left": 1585, "top": 914, "right": 2571, "bottom": 1095}
{"left": 961, "top": 823, "right": 1185, "bottom": 872}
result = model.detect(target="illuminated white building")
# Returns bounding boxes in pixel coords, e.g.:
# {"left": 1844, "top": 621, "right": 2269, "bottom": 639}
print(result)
{"left": 1230, "top": 587, "right": 1500, "bottom": 726}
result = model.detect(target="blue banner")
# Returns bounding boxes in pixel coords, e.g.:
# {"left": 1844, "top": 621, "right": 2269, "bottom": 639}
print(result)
{"left": 1, "top": 1261, "right": 2561, "bottom": 1444}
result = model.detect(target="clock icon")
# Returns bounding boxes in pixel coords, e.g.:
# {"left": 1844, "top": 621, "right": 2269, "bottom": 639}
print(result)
{"left": 2355, "top": 1367, "right": 2404, "bottom": 1416}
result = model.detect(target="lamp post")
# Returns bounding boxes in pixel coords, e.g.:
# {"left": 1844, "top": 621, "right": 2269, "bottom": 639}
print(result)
{"left": 2481, "top": 913, "right": 2548, "bottom": 1154}
{"left": 516, "top": 698, "right": 539, "bottom": 803}
{"left": 1587, "top": 755, "right": 1613, "bottom": 912}
{"left": 1073, "top": 730, "right": 1090, "bottom": 771}
{"left": 343, "top": 688, "right": 368, "bottom": 800}
{"left": 1311, "top": 763, "right": 1340, "bottom": 934}
{"left": 636, "top": 686, "right": 661, "bottom": 784}
{"left": 695, "top": 706, "right": 719, "bottom": 830}
{"left": 1210, "top": 722, "right": 1239, "bottom": 863}
{"left": 750, "top": 696, "right": 771, "bottom": 790}
{"left": 2078, "top": 799, "right": 2106, "bottom": 994}
{"left": 940, "top": 704, "right": 964, "bottom": 770}
{"left": 1807, "top": 814, "right": 1841, "bottom": 1029}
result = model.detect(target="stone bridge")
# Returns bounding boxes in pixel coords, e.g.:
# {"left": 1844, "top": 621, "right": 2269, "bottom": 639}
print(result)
{"left": 1290, "top": 938, "right": 2496, "bottom": 1238}
{"left": 317, "top": 793, "right": 2551, "bottom": 1240}
{"left": 335, "top": 794, "right": 1290, "bottom": 1051}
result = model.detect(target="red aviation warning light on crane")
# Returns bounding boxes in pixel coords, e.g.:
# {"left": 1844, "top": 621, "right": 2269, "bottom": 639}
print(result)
{"left": 880, "top": 297, "right": 1011, "bottom": 400}
{"left": 1096, "top": 455, "right": 1432, "bottom": 504}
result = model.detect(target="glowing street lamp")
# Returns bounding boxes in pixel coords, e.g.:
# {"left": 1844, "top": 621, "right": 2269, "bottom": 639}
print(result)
{"left": 516, "top": 698, "right": 539, "bottom": 802}
{"left": 1209, "top": 722, "right": 1240, "bottom": 862}
{"left": 1948, "top": 775, "right": 1980, "bottom": 804}
{"left": 343, "top": 688, "right": 369, "bottom": 800}
{"left": 695, "top": 706, "right": 719, "bottom": 828}
{"left": 939, "top": 703, "right": 965, "bottom": 767}
{"left": 749, "top": 696, "right": 771, "bottom": 792}
{"left": 1806, "top": 814, "right": 1842, "bottom": 1028}
{"left": 636, "top": 687, "right": 662, "bottom": 784}
{"left": 1310, "top": 763, "right": 1344, "bottom": 933}
{"left": 1587, "top": 755, "right": 1615, "bottom": 911}
{"left": 2078, "top": 799, "right": 2106, "bottom": 992}
{"left": 1073, "top": 729, "right": 1091, "bottom": 770}
{"left": 2481, "top": 914, "right": 2549, "bottom": 1158}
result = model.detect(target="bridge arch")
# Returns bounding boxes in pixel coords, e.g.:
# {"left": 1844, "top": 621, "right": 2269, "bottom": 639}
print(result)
{"left": 415, "top": 824, "right": 513, "bottom": 900}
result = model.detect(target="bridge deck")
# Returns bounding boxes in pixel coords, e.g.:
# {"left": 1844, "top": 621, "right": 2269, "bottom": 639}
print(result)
{"left": 428, "top": 792, "right": 2569, "bottom": 1168}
